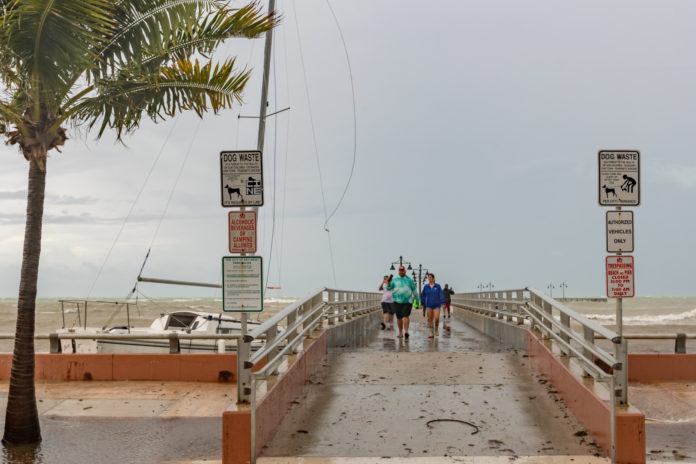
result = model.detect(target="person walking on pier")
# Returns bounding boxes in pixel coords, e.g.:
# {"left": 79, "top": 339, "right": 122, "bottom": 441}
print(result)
{"left": 442, "top": 284, "right": 454, "bottom": 319}
{"left": 421, "top": 273, "right": 445, "bottom": 338}
{"left": 387, "top": 265, "right": 419, "bottom": 340}
{"left": 380, "top": 275, "right": 395, "bottom": 330}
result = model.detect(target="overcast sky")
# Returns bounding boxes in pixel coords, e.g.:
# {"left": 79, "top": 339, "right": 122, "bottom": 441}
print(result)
{"left": 2, "top": 0, "right": 696, "bottom": 299}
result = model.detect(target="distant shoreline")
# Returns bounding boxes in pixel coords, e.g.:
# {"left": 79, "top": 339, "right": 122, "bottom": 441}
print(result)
{"left": 558, "top": 297, "right": 608, "bottom": 303}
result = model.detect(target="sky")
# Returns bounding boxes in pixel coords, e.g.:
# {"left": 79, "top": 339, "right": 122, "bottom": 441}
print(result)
{"left": 2, "top": 0, "right": 696, "bottom": 299}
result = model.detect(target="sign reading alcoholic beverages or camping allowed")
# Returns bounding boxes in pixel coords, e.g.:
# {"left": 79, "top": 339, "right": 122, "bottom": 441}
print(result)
{"left": 220, "top": 150, "right": 263, "bottom": 207}
{"left": 222, "top": 256, "right": 263, "bottom": 312}
{"left": 228, "top": 211, "right": 257, "bottom": 253}
{"left": 598, "top": 150, "right": 640, "bottom": 206}
{"left": 606, "top": 255, "right": 635, "bottom": 298}
{"left": 606, "top": 210, "right": 634, "bottom": 253}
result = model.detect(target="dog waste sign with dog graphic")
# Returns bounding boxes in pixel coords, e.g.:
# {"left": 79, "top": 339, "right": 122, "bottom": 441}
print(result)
{"left": 220, "top": 150, "right": 263, "bottom": 207}
{"left": 606, "top": 255, "right": 634, "bottom": 298}
{"left": 229, "top": 211, "right": 257, "bottom": 254}
{"left": 222, "top": 256, "right": 263, "bottom": 312}
{"left": 598, "top": 150, "right": 640, "bottom": 206}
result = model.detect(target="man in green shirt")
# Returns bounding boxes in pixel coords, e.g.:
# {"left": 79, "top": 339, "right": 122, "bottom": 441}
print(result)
{"left": 387, "top": 265, "right": 419, "bottom": 339}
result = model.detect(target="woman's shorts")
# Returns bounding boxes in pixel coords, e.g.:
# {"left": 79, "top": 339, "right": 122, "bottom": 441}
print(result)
{"left": 381, "top": 302, "right": 394, "bottom": 314}
{"left": 425, "top": 306, "right": 441, "bottom": 311}
{"left": 393, "top": 302, "right": 413, "bottom": 319}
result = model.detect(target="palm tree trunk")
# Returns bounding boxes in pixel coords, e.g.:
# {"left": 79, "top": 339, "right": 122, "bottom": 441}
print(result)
{"left": 2, "top": 157, "right": 45, "bottom": 446}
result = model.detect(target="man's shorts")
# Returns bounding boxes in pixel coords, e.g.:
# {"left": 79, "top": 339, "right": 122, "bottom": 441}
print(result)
{"left": 381, "top": 302, "right": 394, "bottom": 314}
{"left": 443, "top": 302, "right": 451, "bottom": 310}
{"left": 393, "top": 302, "right": 413, "bottom": 319}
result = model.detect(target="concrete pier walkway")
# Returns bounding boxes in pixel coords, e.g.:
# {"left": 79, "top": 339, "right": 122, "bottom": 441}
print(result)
{"left": 260, "top": 315, "right": 606, "bottom": 460}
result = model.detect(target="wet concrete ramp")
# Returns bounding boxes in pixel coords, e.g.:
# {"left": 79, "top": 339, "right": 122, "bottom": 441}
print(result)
{"left": 261, "top": 318, "right": 605, "bottom": 459}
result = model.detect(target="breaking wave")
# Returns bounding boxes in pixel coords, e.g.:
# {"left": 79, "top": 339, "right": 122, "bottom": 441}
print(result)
{"left": 586, "top": 308, "right": 696, "bottom": 325}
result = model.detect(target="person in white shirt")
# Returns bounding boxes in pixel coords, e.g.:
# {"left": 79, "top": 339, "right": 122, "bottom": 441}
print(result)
{"left": 379, "top": 275, "right": 395, "bottom": 330}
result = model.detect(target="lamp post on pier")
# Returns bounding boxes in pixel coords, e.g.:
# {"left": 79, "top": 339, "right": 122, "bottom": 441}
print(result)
{"left": 389, "top": 256, "right": 412, "bottom": 272}
{"left": 485, "top": 282, "right": 494, "bottom": 292}
{"left": 413, "top": 264, "right": 429, "bottom": 295}
{"left": 559, "top": 282, "right": 568, "bottom": 300}
{"left": 547, "top": 283, "right": 555, "bottom": 297}
{"left": 477, "top": 283, "right": 485, "bottom": 292}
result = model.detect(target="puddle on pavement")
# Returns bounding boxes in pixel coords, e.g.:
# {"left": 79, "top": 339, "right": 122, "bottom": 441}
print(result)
{"left": 0, "top": 417, "right": 220, "bottom": 463}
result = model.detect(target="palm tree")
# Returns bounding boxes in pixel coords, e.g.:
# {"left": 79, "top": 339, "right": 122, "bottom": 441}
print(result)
{"left": 0, "top": 0, "right": 274, "bottom": 445}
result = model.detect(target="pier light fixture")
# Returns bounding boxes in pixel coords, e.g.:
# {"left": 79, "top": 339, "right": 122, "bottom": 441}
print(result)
{"left": 389, "top": 256, "right": 412, "bottom": 272}
{"left": 559, "top": 282, "right": 568, "bottom": 300}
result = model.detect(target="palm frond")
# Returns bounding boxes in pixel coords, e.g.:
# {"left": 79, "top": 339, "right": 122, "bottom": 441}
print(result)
{"left": 141, "top": 3, "right": 275, "bottom": 68}
{"left": 0, "top": 0, "right": 116, "bottom": 115}
{"left": 92, "top": 0, "right": 226, "bottom": 80}
{"left": 70, "top": 56, "right": 249, "bottom": 139}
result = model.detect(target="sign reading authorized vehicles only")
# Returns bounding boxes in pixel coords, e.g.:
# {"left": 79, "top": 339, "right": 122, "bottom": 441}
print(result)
{"left": 606, "top": 255, "right": 634, "bottom": 298}
{"left": 606, "top": 210, "right": 633, "bottom": 253}
{"left": 220, "top": 150, "right": 263, "bottom": 207}
{"left": 598, "top": 150, "right": 640, "bottom": 206}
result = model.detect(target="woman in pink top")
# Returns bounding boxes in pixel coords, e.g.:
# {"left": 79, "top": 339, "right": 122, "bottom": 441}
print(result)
{"left": 379, "top": 275, "right": 395, "bottom": 330}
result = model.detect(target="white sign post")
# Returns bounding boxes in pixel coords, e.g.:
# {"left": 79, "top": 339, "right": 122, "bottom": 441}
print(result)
{"left": 606, "top": 210, "right": 634, "bottom": 253}
{"left": 222, "top": 256, "right": 263, "bottom": 312}
{"left": 598, "top": 150, "right": 640, "bottom": 206}
{"left": 606, "top": 255, "right": 635, "bottom": 298}
{"left": 228, "top": 211, "right": 257, "bottom": 254}
{"left": 220, "top": 150, "right": 264, "bottom": 207}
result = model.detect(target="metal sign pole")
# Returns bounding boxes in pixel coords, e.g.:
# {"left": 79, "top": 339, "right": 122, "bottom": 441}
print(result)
{"left": 615, "top": 206, "right": 622, "bottom": 338}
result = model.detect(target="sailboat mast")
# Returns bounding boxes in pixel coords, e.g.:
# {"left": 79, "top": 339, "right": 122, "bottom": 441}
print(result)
{"left": 239, "top": 0, "right": 276, "bottom": 347}
{"left": 255, "top": 0, "right": 276, "bottom": 159}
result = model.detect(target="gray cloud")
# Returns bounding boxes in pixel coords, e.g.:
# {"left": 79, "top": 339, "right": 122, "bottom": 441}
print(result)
{"left": 0, "top": 190, "right": 101, "bottom": 205}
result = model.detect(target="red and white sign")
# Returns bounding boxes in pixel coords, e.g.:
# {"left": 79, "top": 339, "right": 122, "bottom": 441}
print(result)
{"left": 228, "top": 211, "right": 257, "bottom": 253}
{"left": 606, "top": 255, "right": 635, "bottom": 298}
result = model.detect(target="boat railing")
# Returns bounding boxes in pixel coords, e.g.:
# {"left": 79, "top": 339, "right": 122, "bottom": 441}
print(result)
{"left": 58, "top": 298, "right": 136, "bottom": 331}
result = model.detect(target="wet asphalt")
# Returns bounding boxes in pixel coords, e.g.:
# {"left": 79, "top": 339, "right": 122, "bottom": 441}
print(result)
{"left": 261, "top": 315, "right": 606, "bottom": 459}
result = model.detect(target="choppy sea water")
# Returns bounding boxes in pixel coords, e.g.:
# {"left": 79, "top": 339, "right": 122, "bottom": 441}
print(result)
{"left": 0, "top": 296, "right": 695, "bottom": 353}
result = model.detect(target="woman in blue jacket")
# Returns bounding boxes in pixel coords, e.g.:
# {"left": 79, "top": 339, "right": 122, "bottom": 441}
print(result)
{"left": 421, "top": 273, "right": 445, "bottom": 338}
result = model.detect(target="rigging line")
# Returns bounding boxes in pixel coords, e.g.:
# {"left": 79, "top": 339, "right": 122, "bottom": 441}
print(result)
{"left": 292, "top": 0, "right": 337, "bottom": 286}
{"left": 323, "top": 0, "right": 357, "bottom": 231}
{"left": 85, "top": 116, "right": 182, "bottom": 298}
{"left": 148, "top": 117, "right": 204, "bottom": 250}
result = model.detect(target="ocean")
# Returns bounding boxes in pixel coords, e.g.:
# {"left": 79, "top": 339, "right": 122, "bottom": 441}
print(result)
{"left": 0, "top": 296, "right": 693, "bottom": 353}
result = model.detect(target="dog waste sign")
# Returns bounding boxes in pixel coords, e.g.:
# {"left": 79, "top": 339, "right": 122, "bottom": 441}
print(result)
{"left": 220, "top": 150, "right": 263, "bottom": 207}
{"left": 606, "top": 255, "right": 634, "bottom": 298}
{"left": 229, "top": 211, "right": 257, "bottom": 254}
{"left": 606, "top": 210, "right": 634, "bottom": 253}
{"left": 598, "top": 150, "right": 640, "bottom": 206}
{"left": 222, "top": 256, "right": 263, "bottom": 312}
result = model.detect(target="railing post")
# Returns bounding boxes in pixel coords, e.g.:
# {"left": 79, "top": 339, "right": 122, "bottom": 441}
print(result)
{"left": 266, "top": 324, "right": 279, "bottom": 366}
{"left": 339, "top": 292, "right": 346, "bottom": 322}
{"left": 542, "top": 300, "right": 553, "bottom": 339}
{"left": 515, "top": 290, "right": 524, "bottom": 324}
{"left": 237, "top": 335, "right": 252, "bottom": 403}
{"left": 328, "top": 291, "right": 336, "bottom": 325}
{"left": 582, "top": 327, "right": 595, "bottom": 378}
{"left": 560, "top": 313, "right": 571, "bottom": 356}
{"left": 169, "top": 333, "right": 180, "bottom": 354}
{"left": 49, "top": 333, "right": 61, "bottom": 353}
{"left": 613, "top": 337, "right": 628, "bottom": 405}
{"left": 505, "top": 292, "right": 513, "bottom": 322}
